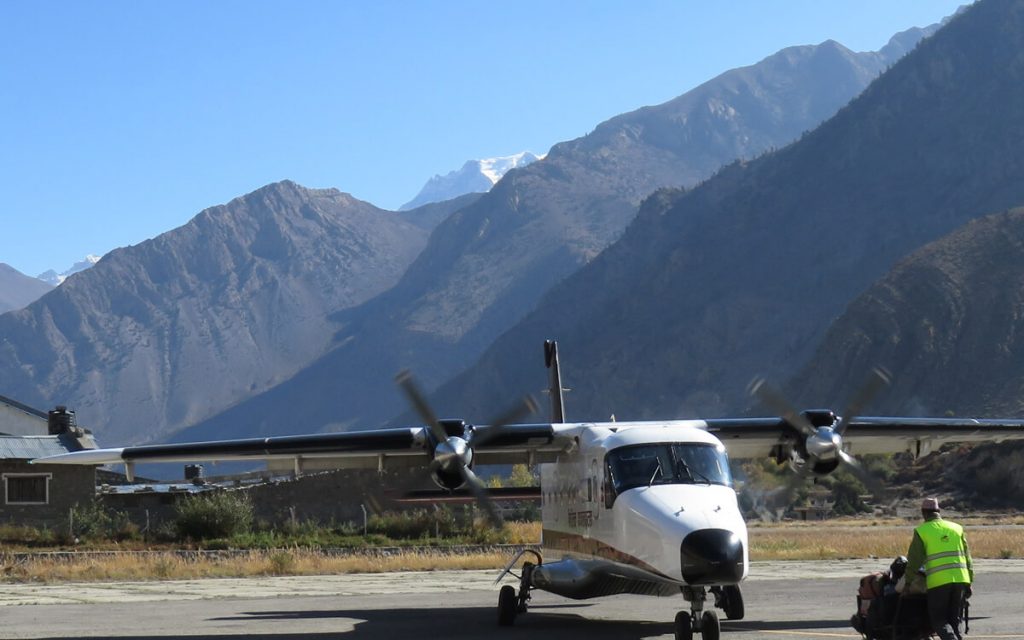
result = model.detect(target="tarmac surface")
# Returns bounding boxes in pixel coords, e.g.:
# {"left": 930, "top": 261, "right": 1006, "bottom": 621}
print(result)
{"left": 1, "top": 559, "right": 1023, "bottom": 639}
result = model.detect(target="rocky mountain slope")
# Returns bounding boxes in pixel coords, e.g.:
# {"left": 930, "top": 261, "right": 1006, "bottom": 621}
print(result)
{"left": 0, "top": 181, "right": 437, "bottom": 443}
{"left": 789, "top": 206, "right": 1024, "bottom": 509}
{"left": 169, "top": 27, "right": 938, "bottom": 442}
{"left": 789, "top": 207, "right": 1024, "bottom": 417}
{"left": 0, "top": 264, "right": 53, "bottom": 314}
{"left": 426, "top": 0, "right": 1024, "bottom": 426}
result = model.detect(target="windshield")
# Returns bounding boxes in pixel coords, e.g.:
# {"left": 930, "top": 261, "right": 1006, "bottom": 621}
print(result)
{"left": 606, "top": 443, "right": 732, "bottom": 493}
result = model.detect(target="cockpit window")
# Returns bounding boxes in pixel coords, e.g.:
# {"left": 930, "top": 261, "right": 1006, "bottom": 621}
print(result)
{"left": 606, "top": 443, "right": 732, "bottom": 493}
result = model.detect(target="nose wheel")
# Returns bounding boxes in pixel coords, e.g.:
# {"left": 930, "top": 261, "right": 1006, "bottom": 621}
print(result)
{"left": 711, "top": 584, "right": 744, "bottom": 620}
{"left": 676, "top": 587, "right": 721, "bottom": 640}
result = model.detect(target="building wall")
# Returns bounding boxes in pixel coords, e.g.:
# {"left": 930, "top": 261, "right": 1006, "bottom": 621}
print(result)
{"left": 0, "top": 403, "right": 48, "bottom": 436}
{"left": 0, "top": 461, "right": 96, "bottom": 528}
{"left": 97, "top": 489, "right": 198, "bottom": 531}
{"left": 241, "top": 469, "right": 402, "bottom": 526}
{"left": 96, "top": 470, "right": 411, "bottom": 531}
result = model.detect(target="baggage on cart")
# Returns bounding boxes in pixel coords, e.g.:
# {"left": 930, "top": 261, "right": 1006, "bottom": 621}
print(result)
{"left": 850, "top": 556, "right": 970, "bottom": 640}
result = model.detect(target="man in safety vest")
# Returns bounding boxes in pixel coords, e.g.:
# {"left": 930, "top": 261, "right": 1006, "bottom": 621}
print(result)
{"left": 906, "top": 497, "right": 972, "bottom": 640}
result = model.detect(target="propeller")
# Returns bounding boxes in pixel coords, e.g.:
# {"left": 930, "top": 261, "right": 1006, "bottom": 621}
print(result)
{"left": 395, "top": 370, "right": 537, "bottom": 528}
{"left": 748, "top": 367, "right": 891, "bottom": 518}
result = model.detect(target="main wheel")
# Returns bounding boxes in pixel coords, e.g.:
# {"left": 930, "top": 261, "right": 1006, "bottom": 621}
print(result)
{"left": 722, "top": 584, "right": 744, "bottom": 620}
{"left": 674, "top": 611, "right": 693, "bottom": 640}
{"left": 498, "top": 585, "right": 517, "bottom": 626}
{"left": 701, "top": 610, "right": 720, "bottom": 640}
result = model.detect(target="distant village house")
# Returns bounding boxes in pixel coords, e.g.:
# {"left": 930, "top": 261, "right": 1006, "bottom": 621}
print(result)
{"left": 0, "top": 396, "right": 97, "bottom": 527}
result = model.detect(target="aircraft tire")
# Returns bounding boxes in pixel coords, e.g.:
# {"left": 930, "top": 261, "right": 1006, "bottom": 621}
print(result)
{"left": 674, "top": 611, "right": 693, "bottom": 640}
{"left": 498, "top": 585, "right": 518, "bottom": 626}
{"left": 722, "top": 585, "right": 744, "bottom": 620}
{"left": 700, "top": 610, "right": 720, "bottom": 640}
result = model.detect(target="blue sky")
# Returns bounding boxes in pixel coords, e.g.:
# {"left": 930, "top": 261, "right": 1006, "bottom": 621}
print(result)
{"left": 1, "top": 1, "right": 966, "bottom": 278}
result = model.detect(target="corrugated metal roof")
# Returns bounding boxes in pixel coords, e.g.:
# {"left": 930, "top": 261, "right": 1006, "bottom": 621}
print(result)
{"left": 100, "top": 483, "right": 214, "bottom": 495}
{"left": 0, "top": 436, "right": 74, "bottom": 460}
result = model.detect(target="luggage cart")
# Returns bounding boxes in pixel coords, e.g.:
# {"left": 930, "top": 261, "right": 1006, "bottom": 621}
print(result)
{"left": 853, "top": 591, "right": 970, "bottom": 640}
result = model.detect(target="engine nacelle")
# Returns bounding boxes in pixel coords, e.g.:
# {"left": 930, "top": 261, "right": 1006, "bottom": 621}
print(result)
{"left": 810, "top": 457, "right": 841, "bottom": 476}
{"left": 429, "top": 434, "right": 474, "bottom": 491}
{"left": 431, "top": 466, "right": 465, "bottom": 490}
{"left": 786, "top": 444, "right": 842, "bottom": 477}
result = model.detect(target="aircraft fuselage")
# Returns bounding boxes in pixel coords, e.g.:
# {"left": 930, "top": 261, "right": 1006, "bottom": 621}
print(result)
{"left": 533, "top": 421, "right": 748, "bottom": 599}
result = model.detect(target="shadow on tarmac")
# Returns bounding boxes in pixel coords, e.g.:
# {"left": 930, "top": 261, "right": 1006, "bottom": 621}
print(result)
{"left": 721, "top": 619, "right": 850, "bottom": 631}
{"left": 221, "top": 606, "right": 848, "bottom": 638}
{"left": 28, "top": 603, "right": 856, "bottom": 639}
{"left": 220, "top": 605, "right": 675, "bottom": 638}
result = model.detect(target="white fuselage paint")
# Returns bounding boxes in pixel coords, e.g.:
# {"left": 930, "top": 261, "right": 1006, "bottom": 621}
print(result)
{"left": 537, "top": 422, "right": 749, "bottom": 595}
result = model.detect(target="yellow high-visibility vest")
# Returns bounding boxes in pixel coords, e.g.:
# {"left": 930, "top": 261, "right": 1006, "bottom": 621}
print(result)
{"left": 915, "top": 519, "right": 971, "bottom": 589}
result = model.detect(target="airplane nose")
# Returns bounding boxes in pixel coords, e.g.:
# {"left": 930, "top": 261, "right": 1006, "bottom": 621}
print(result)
{"left": 680, "top": 528, "right": 745, "bottom": 584}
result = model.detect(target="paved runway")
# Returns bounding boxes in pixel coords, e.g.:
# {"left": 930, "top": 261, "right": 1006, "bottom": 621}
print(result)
{"left": 2, "top": 560, "right": 1023, "bottom": 639}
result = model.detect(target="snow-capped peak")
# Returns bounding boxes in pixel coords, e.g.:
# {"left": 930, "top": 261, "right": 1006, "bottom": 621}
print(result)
{"left": 37, "top": 254, "right": 101, "bottom": 286}
{"left": 478, "top": 151, "right": 542, "bottom": 185}
{"left": 400, "top": 151, "right": 543, "bottom": 210}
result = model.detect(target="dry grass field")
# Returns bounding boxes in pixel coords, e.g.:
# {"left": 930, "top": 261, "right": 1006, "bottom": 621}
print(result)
{"left": 0, "top": 549, "right": 514, "bottom": 583}
{"left": 3, "top": 519, "right": 1020, "bottom": 583}
{"left": 748, "top": 523, "right": 1024, "bottom": 560}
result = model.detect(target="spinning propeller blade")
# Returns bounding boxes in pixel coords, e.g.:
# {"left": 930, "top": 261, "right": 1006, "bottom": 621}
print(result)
{"left": 837, "top": 449, "right": 885, "bottom": 497}
{"left": 748, "top": 367, "right": 892, "bottom": 517}
{"left": 470, "top": 395, "right": 540, "bottom": 448}
{"left": 747, "top": 377, "right": 816, "bottom": 436}
{"left": 460, "top": 465, "right": 504, "bottom": 529}
{"left": 393, "top": 370, "right": 539, "bottom": 529}
{"left": 834, "top": 367, "right": 891, "bottom": 436}
{"left": 395, "top": 370, "right": 447, "bottom": 445}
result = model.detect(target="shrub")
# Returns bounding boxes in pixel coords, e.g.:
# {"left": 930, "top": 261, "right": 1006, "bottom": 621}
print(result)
{"left": 69, "top": 500, "right": 138, "bottom": 542}
{"left": 267, "top": 550, "right": 296, "bottom": 574}
{"left": 174, "top": 491, "right": 254, "bottom": 540}
{"left": 0, "top": 523, "right": 59, "bottom": 546}
{"left": 368, "top": 507, "right": 462, "bottom": 539}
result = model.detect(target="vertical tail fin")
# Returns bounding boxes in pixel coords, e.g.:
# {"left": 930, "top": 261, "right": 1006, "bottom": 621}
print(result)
{"left": 544, "top": 340, "right": 566, "bottom": 423}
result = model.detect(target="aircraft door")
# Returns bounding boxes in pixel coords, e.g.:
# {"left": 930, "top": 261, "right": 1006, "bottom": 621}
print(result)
{"left": 589, "top": 459, "right": 600, "bottom": 521}
{"left": 602, "top": 455, "right": 616, "bottom": 509}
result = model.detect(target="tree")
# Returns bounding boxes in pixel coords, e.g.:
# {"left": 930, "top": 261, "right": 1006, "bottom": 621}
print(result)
{"left": 509, "top": 464, "right": 538, "bottom": 487}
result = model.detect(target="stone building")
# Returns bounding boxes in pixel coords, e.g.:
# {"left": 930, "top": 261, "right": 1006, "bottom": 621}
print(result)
{"left": 0, "top": 397, "right": 98, "bottom": 527}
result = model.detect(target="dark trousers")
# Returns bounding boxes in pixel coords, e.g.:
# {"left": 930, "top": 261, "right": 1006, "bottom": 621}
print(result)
{"left": 927, "top": 583, "right": 968, "bottom": 640}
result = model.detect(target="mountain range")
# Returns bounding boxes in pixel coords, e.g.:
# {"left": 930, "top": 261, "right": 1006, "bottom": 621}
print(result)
{"left": 0, "top": 13, "right": 967, "bottom": 452}
{"left": 0, "top": 264, "right": 52, "bottom": 314}
{"left": 400, "top": 152, "right": 542, "bottom": 210}
{"left": 165, "top": 24, "right": 939, "bottom": 445}
{"left": 0, "top": 182, "right": 469, "bottom": 443}
{"left": 426, "top": 0, "right": 1024, "bottom": 428}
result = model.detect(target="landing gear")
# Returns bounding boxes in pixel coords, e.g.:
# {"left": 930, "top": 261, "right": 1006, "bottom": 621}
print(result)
{"left": 494, "top": 549, "right": 541, "bottom": 627}
{"left": 674, "top": 611, "right": 692, "bottom": 640}
{"left": 498, "top": 585, "right": 518, "bottom": 626}
{"left": 711, "top": 584, "right": 745, "bottom": 620}
{"left": 701, "top": 611, "right": 720, "bottom": 640}
{"left": 676, "top": 587, "right": 722, "bottom": 640}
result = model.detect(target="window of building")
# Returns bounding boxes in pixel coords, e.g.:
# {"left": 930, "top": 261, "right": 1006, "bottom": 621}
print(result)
{"left": 4, "top": 474, "right": 51, "bottom": 505}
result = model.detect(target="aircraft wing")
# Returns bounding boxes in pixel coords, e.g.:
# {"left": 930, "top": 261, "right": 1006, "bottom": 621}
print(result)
{"left": 703, "top": 416, "right": 1024, "bottom": 459}
{"left": 837, "top": 417, "right": 1024, "bottom": 455}
{"left": 32, "top": 423, "right": 569, "bottom": 470}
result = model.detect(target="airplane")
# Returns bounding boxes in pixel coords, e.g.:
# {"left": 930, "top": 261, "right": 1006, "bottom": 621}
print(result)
{"left": 33, "top": 340, "right": 1024, "bottom": 640}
